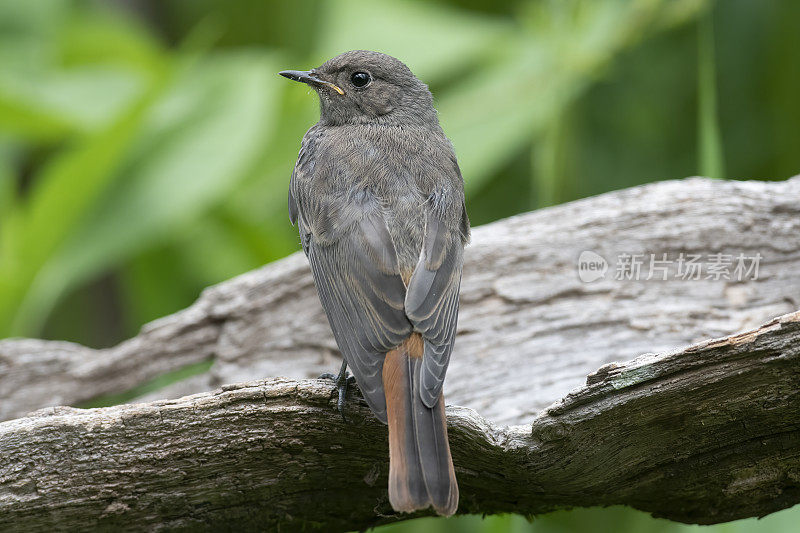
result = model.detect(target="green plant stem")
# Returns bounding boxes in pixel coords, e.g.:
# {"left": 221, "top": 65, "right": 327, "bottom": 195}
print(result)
{"left": 697, "top": 8, "right": 725, "bottom": 178}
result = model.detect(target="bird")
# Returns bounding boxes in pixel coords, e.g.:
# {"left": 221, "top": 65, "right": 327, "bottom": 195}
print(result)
{"left": 280, "top": 50, "right": 469, "bottom": 516}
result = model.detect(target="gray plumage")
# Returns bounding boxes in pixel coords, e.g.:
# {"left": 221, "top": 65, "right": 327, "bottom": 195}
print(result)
{"left": 285, "top": 50, "right": 470, "bottom": 423}
{"left": 283, "top": 50, "right": 467, "bottom": 516}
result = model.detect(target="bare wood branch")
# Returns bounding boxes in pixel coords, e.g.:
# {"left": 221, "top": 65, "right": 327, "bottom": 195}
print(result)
{"left": 1, "top": 311, "right": 798, "bottom": 531}
{"left": 2, "top": 177, "right": 799, "bottom": 425}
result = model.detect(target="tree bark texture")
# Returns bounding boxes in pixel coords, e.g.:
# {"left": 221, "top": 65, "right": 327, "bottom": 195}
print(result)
{"left": 0, "top": 177, "right": 799, "bottom": 530}
{"left": 0, "top": 311, "right": 798, "bottom": 531}
{"left": 2, "top": 177, "right": 798, "bottom": 425}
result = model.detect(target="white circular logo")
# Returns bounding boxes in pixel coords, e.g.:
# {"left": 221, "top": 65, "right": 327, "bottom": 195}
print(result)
{"left": 577, "top": 251, "right": 608, "bottom": 283}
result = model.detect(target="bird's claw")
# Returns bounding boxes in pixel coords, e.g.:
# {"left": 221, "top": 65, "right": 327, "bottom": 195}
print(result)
{"left": 318, "top": 361, "right": 355, "bottom": 422}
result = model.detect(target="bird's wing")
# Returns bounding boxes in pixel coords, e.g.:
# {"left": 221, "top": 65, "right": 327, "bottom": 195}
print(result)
{"left": 301, "top": 190, "right": 412, "bottom": 423}
{"left": 405, "top": 193, "right": 466, "bottom": 408}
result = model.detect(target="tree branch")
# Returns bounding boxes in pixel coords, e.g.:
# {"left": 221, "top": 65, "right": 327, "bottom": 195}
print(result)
{"left": 2, "top": 177, "right": 799, "bottom": 424}
{"left": 1, "top": 177, "right": 800, "bottom": 530}
{"left": 1, "top": 311, "right": 798, "bottom": 531}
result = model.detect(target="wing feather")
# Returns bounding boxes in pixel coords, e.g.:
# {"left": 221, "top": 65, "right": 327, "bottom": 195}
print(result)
{"left": 304, "top": 194, "right": 411, "bottom": 423}
{"left": 405, "top": 202, "right": 464, "bottom": 408}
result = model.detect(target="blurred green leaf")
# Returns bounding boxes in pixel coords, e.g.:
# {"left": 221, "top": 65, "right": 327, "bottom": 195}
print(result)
{"left": 61, "top": 6, "right": 165, "bottom": 72}
{"left": 0, "top": 140, "right": 15, "bottom": 219}
{"left": 118, "top": 244, "right": 203, "bottom": 334}
{"left": 174, "top": 217, "right": 258, "bottom": 287}
{"left": 0, "top": 66, "right": 147, "bottom": 141}
{"left": 0, "top": 80, "right": 163, "bottom": 335}
{"left": 440, "top": 0, "right": 709, "bottom": 196}
{"left": 697, "top": 9, "right": 725, "bottom": 178}
{"left": 14, "top": 52, "right": 281, "bottom": 334}
{"left": 0, "top": 0, "right": 68, "bottom": 69}
{"left": 0, "top": 0, "right": 163, "bottom": 142}
{"left": 316, "top": 0, "right": 511, "bottom": 83}
{"left": 368, "top": 504, "right": 800, "bottom": 533}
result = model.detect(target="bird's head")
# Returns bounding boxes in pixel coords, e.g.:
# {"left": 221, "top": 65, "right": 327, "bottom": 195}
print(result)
{"left": 280, "top": 50, "right": 436, "bottom": 127}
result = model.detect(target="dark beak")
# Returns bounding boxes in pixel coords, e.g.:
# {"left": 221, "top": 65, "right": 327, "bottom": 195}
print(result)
{"left": 279, "top": 70, "right": 345, "bottom": 95}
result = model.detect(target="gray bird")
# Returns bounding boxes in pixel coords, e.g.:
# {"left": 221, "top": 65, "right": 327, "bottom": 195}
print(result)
{"left": 280, "top": 50, "right": 469, "bottom": 516}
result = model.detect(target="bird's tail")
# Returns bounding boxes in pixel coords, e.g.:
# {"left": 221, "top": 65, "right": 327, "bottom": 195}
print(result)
{"left": 382, "top": 333, "right": 458, "bottom": 516}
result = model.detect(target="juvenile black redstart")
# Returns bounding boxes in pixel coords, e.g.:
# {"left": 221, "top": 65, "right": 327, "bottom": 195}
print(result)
{"left": 280, "top": 50, "right": 469, "bottom": 516}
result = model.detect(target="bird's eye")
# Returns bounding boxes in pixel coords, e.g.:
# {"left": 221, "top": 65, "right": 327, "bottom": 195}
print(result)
{"left": 350, "top": 71, "right": 371, "bottom": 88}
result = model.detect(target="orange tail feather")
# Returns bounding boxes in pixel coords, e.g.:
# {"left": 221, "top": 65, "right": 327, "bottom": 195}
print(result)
{"left": 382, "top": 333, "right": 458, "bottom": 516}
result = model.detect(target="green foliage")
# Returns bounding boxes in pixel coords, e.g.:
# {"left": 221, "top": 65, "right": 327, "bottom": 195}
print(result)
{"left": 2, "top": 0, "right": 799, "bottom": 345}
{"left": 370, "top": 505, "right": 800, "bottom": 533}
{"left": 1, "top": 0, "right": 799, "bottom": 529}
{"left": 697, "top": 9, "right": 724, "bottom": 178}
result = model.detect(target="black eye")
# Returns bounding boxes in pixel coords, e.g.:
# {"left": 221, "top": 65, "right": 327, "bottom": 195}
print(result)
{"left": 350, "top": 71, "right": 371, "bottom": 88}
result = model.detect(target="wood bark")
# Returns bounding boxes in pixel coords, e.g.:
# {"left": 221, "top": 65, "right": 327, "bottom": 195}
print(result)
{"left": 2, "top": 177, "right": 799, "bottom": 425}
{"left": 1, "top": 177, "right": 799, "bottom": 530}
{"left": 0, "top": 311, "right": 798, "bottom": 531}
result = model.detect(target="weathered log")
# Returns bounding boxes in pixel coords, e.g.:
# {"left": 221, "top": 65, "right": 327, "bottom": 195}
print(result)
{"left": 0, "top": 311, "right": 798, "bottom": 531}
{"left": 2, "top": 177, "right": 799, "bottom": 425}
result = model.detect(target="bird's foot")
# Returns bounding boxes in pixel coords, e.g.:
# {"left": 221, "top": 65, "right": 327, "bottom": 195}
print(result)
{"left": 319, "top": 361, "right": 356, "bottom": 422}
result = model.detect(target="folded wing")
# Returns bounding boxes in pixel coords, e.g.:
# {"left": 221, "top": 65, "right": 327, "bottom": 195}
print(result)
{"left": 302, "top": 191, "right": 412, "bottom": 423}
{"left": 404, "top": 198, "right": 464, "bottom": 408}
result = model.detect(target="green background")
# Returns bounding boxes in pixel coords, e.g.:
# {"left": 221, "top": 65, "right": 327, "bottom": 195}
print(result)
{"left": 0, "top": 0, "right": 797, "bottom": 531}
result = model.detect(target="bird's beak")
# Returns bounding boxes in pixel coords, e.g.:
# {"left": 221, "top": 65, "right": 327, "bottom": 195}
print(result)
{"left": 279, "top": 70, "right": 345, "bottom": 95}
